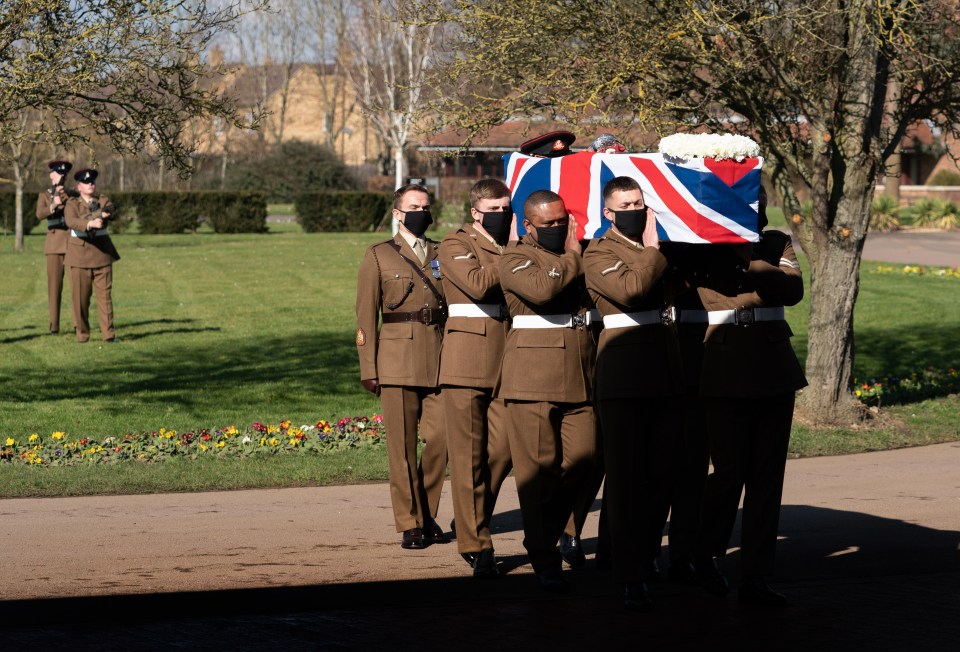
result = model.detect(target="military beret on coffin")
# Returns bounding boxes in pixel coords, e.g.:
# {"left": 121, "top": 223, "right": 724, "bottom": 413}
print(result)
{"left": 519, "top": 131, "right": 576, "bottom": 158}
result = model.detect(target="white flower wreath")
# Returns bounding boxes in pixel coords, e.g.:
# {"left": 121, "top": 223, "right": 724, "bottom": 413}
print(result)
{"left": 658, "top": 133, "right": 760, "bottom": 161}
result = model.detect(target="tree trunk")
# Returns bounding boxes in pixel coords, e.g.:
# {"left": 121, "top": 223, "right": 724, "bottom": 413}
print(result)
{"left": 13, "top": 161, "right": 25, "bottom": 252}
{"left": 795, "top": 165, "right": 876, "bottom": 425}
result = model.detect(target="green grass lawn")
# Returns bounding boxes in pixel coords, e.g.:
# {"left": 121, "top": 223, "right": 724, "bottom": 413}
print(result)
{"left": 1, "top": 225, "right": 958, "bottom": 496}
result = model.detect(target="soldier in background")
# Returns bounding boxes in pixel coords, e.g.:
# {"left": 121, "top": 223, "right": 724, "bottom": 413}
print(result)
{"left": 355, "top": 184, "right": 449, "bottom": 550}
{"left": 35, "top": 160, "right": 76, "bottom": 334}
{"left": 438, "top": 179, "right": 513, "bottom": 578}
{"left": 64, "top": 169, "right": 120, "bottom": 343}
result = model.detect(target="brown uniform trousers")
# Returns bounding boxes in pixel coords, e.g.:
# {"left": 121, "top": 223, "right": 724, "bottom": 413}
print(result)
{"left": 356, "top": 235, "right": 448, "bottom": 532}
{"left": 669, "top": 287, "right": 711, "bottom": 566}
{"left": 438, "top": 225, "right": 512, "bottom": 555}
{"left": 584, "top": 231, "right": 685, "bottom": 583}
{"left": 64, "top": 195, "right": 120, "bottom": 342}
{"left": 692, "top": 231, "right": 807, "bottom": 579}
{"left": 499, "top": 237, "right": 597, "bottom": 573}
{"left": 36, "top": 190, "right": 72, "bottom": 334}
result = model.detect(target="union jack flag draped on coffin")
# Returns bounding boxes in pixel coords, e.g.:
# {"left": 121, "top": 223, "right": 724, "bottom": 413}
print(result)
{"left": 503, "top": 151, "right": 763, "bottom": 243}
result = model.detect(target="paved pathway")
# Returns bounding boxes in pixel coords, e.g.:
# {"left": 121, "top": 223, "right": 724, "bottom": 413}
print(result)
{"left": 862, "top": 229, "right": 960, "bottom": 267}
{"left": 2, "top": 442, "right": 958, "bottom": 650}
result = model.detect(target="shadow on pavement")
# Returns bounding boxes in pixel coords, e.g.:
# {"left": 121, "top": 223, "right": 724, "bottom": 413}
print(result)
{"left": 1, "top": 505, "right": 957, "bottom": 651}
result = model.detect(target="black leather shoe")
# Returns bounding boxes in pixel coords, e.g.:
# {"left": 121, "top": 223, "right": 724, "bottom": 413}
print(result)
{"left": 559, "top": 533, "right": 586, "bottom": 568}
{"left": 423, "top": 520, "right": 446, "bottom": 544}
{"left": 641, "top": 559, "right": 663, "bottom": 583}
{"left": 623, "top": 581, "right": 654, "bottom": 612}
{"left": 535, "top": 567, "right": 568, "bottom": 592}
{"left": 695, "top": 558, "right": 730, "bottom": 596}
{"left": 668, "top": 560, "right": 698, "bottom": 585}
{"left": 471, "top": 549, "right": 498, "bottom": 579}
{"left": 738, "top": 577, "right": 787, "bottom": 606}
{"left": 401, "top": 528, "right": 425, "bottom": 549}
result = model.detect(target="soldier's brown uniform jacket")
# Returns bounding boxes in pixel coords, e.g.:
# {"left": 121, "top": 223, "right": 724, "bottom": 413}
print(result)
{"left": 355, "top": 234, "right": 444, "bottom": 387}
{"left": 64, "top": 195, "right": 121, "bottom": 267}
{"left": 498, "top": 237, "right": 595, "bottom": 402}
{"left": 438, "top": 224, "right": 509, "bottom": 388}
{"left": 583, "top": 230, "right": 684, "bottom": 399}
{"left": 694, "top": 231, "right": 807, "bottom": 397}
{"left": 36, "top": 188, "right": 72, "bottom": 254}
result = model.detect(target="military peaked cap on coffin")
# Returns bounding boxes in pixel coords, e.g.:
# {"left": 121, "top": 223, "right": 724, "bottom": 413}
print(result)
{"left": 519, "top": 131, "right": 576, "bottom": 158}
{"left": 48, "top": 160, "right": 73, "bottom": 175}
{"left": 74, "top": 169, "right": 98, "bottom": 184}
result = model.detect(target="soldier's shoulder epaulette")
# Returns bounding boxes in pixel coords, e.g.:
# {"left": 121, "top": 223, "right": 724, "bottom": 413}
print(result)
{"left": 368, "top": 238, "right": 397, "bottom": 251}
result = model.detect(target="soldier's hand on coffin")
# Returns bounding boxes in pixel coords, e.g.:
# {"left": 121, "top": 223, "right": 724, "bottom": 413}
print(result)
{"left": 641, "top": 208, "right": 659, "bottom": 250}
{"left": 564, "top": 216, "right": 582, "bottom": 255}
{"left": 361, "top": 378, "right": 381, "bottom": 396}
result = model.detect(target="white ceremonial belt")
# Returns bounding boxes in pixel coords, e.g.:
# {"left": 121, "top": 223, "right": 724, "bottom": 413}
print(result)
{"left": 677, "top": 309, "right": 708, "bottom": 324}
{"left": 71, "top": 228, "right": 108, "bottom": 239}
{"left": 512, "top": 311, "right": 596, "bottom": 329}
{"left": 448, "top": 303, "right": 504, "bottom": 319}
{"left": 708, "top": 306, "right": 785, "bottom": 325}
{"left": 603, "top": 310, "right": 662, "bottom": 329}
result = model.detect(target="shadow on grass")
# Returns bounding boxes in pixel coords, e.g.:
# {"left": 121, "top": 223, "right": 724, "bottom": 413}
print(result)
{"left": 5, "top": 330, "right": 363, "bottom": 408}
{"left": 0, "top": 506, "right": 956, "bottom": 649}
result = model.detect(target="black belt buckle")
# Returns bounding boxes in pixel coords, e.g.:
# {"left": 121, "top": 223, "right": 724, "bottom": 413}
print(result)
{"left": 660, "top": 306, "right": 676, "bottom": 326}
{"left": 572, "top": 313, "right": 587, "bottom": 328}
{"left": 419, "top": 308, "right": 434, "bottom": 324}
{"left": 735, "top": 308, "right": 754, "bottom": 325}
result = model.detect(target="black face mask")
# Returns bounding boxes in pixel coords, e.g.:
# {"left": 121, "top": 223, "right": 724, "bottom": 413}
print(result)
{"left": 612, "top": 208, "right": 647, "bottom": 241}
{"left": 400, "top": 210, "right": 432, "bottom": 237}
{"left": 480, "top": 210, "right": 512, "bottom": 245}
{"left": 534, "top": 225, "right": 566, "bottom": 253}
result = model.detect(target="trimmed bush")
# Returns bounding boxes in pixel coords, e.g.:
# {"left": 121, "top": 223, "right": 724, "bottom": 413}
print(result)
{"left": 926, "top": 169, "right": 960, "bottom": 186}
{"left": 869, "top": 195, "right": 901, "bottom": 232}
{"left": 0, "top": 191, "right": 37, "bottom": 235}
{"left": 119, "top": 192, "right": 201, "bottom": 234}
{"left": 295, "top": 191, "right": 392, "bottom": 232}
{"left": 201, "top": 192, "right": 268, "bottom": 233}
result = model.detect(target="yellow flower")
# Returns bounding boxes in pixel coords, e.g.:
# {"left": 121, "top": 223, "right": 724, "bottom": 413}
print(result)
{"left": 29, "top": 434, "right": 39, "bottom": 443}
{"left": 225, "top": 426, "right": 238, "bottom": 436}
{"left": 200, "top": 444, "right": 208, "bottom": 452}
{"left": 289, "top": 438, "right": 298, "bottom": 446}
{"left": 216, "top": 441, "right": 225, "bottom": 448}
{"left": 268, "top": 437, "right": 279, "bottom": 446}
{"left": 267, "top": 425, "right": 279, "bottom": 434}
{"left": 52, "top": 432, "right": 65, "bottom": 441}
{"left": 5, "top": 437, "right": 13, "bottom": 446}
{"left": 259, "top": 437, "right": 266, "bottom": 446}
{"left": 159, "top": 428, "right": 166, "bottom": 435}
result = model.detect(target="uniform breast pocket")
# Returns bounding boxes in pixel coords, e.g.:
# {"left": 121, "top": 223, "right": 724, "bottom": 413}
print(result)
{"left": 383, "top": 272, "right": 415, "bottom": 309}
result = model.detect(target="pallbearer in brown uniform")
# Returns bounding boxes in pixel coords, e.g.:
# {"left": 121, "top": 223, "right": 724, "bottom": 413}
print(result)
{"left": 35, "top": 160, "right": 75, "bottom": 334}
{"left": 438, "top": 179, "right": 514, "bottom": 578}
{"left": 691, "top": 186, "right": 807, "bottom": 605}
{"left": 355, "top": 184, "right": 449, "bottom": 550}
{"left": 583, "top": 176, "right": 685, "bottom": 611}
{"left": 499, "top": 190, "right": 597, "bottom": 592}
{"left": 63, "top": 169, "right": 120, "bottom": 343}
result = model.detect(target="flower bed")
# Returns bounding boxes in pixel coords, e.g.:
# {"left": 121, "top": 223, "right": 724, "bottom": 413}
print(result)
{"left": 874, "top": 264, "right": 960, "bottom": 278}
{"left": 1, "top": 416, "right": 385, "bottom": 467}
{"left": 854, "top": 367, "right": 960, "bottom": 406}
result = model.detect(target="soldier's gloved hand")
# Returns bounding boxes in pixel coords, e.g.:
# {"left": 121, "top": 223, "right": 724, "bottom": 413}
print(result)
{"left": 361, "top": 378, "right": 381, "bottom": 396}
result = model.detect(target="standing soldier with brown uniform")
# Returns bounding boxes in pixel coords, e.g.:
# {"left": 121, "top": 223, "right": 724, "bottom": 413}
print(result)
{"left": 355, "top": 184, "right": 449, "bottom": 550}
{"left": 692, "top": 186, "right": 807, "bottom": 605}
{"left": 498, "top": 189, "right": 598, "bottom": 592}
{"left": 439, "top": 179, "right": 514, "bottom": 578}
{"left": 583, "top": 176, "right": 685, "bottom": 611}
{"left": 35, "top": 160, "right": 75, "bottom": 335}
{"left": 64, "top": 169, "right": 120, "bottom": 343}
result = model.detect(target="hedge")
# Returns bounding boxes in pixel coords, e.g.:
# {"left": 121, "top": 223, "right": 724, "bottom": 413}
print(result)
{"left": 295, "top": 191, "right": 392, "bottom": 232}
{"left": 112, "top": 191, "right": 268, "bottom": 234}
{"left": 0, "top": 192, "right": 37, "bottom": 236}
